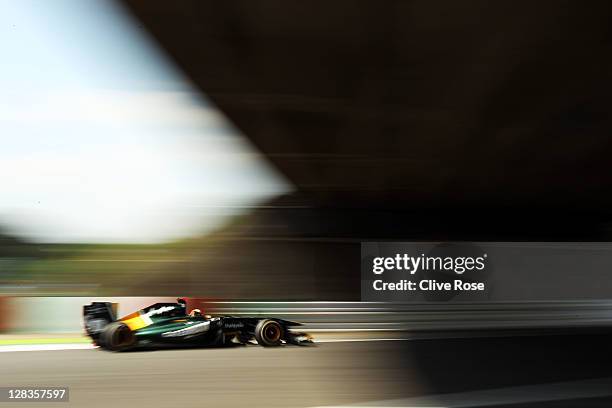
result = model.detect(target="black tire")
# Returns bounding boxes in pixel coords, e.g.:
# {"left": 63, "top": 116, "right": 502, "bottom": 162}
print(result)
{"left": 99, "top": 322, "right": 135, "bottom": 351}
{"left": 254, "top": 319, "right": 283, "bottom": 347}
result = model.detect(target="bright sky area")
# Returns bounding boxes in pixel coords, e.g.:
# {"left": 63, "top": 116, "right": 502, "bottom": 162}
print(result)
{"left": 0, "top": 0, "right": 291, "bottom": 243}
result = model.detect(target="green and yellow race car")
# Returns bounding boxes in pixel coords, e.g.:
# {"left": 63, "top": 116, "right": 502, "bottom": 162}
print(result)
{"left": 83, "top": 298, "right": 313, "bottom": 351}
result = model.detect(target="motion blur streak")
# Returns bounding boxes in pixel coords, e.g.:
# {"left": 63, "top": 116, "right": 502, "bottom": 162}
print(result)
{"left": 0, "top": 0, "right": 290, "bottom": 244}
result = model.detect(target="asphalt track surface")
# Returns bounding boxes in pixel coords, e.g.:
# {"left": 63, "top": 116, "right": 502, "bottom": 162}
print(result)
{"left": 3, "top": 333, "right": 612, "bottom": 408}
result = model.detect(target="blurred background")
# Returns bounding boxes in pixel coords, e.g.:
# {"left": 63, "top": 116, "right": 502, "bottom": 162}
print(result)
{"left": 4, "top": 0, "right": 612, "bottom": 302}
{"left": 3, "top": 1, "right": 612, "bottom": 407}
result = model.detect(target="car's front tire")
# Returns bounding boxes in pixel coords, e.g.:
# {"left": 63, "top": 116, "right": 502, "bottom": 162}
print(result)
{"left": 254, "top": 319, "right": 283, "bottom": 347}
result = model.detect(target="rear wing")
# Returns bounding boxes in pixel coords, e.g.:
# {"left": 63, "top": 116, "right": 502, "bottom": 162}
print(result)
{"left": 83, "top": 302, "right": 118, "bottom": 341}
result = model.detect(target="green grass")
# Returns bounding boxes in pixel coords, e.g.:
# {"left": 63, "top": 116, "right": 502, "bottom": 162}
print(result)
{"left": 0, "top": 337, "right": 91, "bottom": 346}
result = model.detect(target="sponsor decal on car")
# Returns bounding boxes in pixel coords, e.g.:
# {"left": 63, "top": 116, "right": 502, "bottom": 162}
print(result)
{"left": 161, "top": 321, "right": 210, "bottom": 337}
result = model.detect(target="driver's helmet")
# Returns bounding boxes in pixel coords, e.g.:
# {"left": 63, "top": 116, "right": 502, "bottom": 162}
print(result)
{"left": 189, "top": 308, "right": 202, "bottom": 317}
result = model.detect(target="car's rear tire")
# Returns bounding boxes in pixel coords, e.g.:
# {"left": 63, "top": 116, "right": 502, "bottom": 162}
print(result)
{"left": 100, "top": 322, "right": 135, "bottom": 351}
{"left": 255, "top": 319, "right": 283, "bottom": 347}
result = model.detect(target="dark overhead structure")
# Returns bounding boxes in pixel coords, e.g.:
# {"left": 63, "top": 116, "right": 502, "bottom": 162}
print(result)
{"left": 122, "top": 0, "right": 612, "bottom": 239}
{"left": 122, "top": 0, "right": 612, "bottom": 298}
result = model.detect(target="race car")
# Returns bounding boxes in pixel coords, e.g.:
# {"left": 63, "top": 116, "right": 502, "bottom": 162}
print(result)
{"left": 83, "top": 298, "right": 313, "bottom": 351}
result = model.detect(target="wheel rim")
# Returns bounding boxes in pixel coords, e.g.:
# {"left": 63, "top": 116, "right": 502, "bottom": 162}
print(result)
{"left": 263, "top": 323, "right": 281, "bottom": 342}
